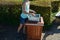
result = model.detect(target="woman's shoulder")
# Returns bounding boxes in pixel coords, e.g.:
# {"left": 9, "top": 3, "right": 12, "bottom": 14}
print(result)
{"left": 26, "top": 1, "right": 30, "bottom": 3}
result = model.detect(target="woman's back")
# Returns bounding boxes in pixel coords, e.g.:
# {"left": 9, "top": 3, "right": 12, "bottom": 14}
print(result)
{"left": 21, "top": 1, "right": 30, "bottom": 18}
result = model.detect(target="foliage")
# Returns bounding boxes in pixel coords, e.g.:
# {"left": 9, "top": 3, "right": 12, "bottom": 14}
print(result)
{"left": 0, "top": 5, "right": 21, "bottom": 26}
{"left": 0, "top": 4, "right": 57, "bottom": 30}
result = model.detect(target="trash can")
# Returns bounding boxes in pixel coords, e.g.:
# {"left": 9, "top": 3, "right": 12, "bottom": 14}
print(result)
{"left": 25, "top": 17, "right": 44, "bottom": 40}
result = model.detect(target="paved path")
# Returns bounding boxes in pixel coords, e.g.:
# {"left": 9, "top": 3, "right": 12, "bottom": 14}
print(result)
{"left": 0, "top": 19, "right": 60, "bottom": 40}
{"left": 0, "top": 24, "right": 26, "bottom": 40}
{"left": 42, "top": 19, "right": 60, "bottom": 40}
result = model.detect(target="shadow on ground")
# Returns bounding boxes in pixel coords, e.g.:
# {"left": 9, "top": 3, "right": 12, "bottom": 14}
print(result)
{"left": 42, "top": 19, "right": 60, "bottom": 40}
{"left": 0, "top": 23, "right": 26, "bottom": 40}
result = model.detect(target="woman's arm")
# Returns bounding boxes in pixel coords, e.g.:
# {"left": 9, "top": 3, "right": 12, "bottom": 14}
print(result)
{"left": 29, "top": 9, "right": 36, "bottom": 16}
{"left": 29, "top": 9, "right": 36, "bottom": 13}
{"left": 22, "top": 2, "right": 36, "bottom": 16}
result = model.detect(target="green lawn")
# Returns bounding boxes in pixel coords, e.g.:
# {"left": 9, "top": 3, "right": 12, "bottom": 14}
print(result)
{"left": 0, "top": 0, "right": 51, "bottom": 7}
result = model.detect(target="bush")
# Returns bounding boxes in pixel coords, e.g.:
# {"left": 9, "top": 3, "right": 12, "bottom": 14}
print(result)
{"left": 30, "top": 5, "right": 51, "bottom": 29}
{"left": 0, "top": 5, "right": 21, "bottom": 26}
{"left": 0, "top": 5, "right": 52, "bottom": 29}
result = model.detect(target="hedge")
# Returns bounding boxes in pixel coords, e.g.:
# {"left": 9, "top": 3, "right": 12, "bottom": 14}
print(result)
{"left": 0, "top": 5, "right": 51, "bottom": 29}
{"left": 0, "top": 5, "right": 21, "bottom": 26}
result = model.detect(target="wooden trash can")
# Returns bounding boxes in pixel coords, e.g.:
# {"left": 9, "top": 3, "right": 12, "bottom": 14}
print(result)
{"left": 25, "top": 17, "right": 44, "bottom": 40}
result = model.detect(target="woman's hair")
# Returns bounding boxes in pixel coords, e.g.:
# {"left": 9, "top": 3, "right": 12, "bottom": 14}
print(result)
{"left": 23, "top": 0, "right": 29, "bottom": 2}
{"left": 22, "top": 0, "right": 25, "bottom": 2}
{"left": 22, "top": 0, "right": 29, "bottom": 4}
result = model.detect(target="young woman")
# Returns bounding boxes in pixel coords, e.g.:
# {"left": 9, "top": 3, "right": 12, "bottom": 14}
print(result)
{"left": 17, "top": 0, "right": 36, "bottom": 33}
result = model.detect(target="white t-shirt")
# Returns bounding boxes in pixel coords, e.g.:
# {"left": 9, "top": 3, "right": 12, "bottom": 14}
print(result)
{"left": 21, "top": 1, "right": 30, "bottom": 18}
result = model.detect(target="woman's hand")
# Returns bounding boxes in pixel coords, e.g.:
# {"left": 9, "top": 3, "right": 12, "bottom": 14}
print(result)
{"left": 31, "top": 13, "right": 35, "bottom": 16}
{"left": 29, "top": 11, "right": 36, "bottom": 14}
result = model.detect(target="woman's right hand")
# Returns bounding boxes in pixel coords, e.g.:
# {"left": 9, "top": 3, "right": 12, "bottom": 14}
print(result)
{"left": 31, "top": 13, "right": 35, "bottom": 16}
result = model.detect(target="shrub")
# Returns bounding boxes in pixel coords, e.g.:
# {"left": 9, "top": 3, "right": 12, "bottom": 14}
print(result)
{"left": 0, "top": 5, "right": 53, "bottom": 29}
{"left": 0, "top": 5, "right": 21, "bottom": 26}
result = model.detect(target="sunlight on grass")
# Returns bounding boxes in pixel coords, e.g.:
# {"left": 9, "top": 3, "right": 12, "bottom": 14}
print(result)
{"left": 0, "top": 0, "right": 22, "bottom": 3}
{"left": 30, "top": 0, "right": 51, "bottom": 7}
{"left": 0, "top": 0, "right": 51, "bottom": 7}
{"left": 50, "top": 12, "right": 57, "bottom": 22}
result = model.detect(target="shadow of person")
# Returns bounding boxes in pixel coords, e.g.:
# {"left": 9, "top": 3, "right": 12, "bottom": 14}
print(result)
{"left": 42, "top": 19, "right": 60, "bottom": 40}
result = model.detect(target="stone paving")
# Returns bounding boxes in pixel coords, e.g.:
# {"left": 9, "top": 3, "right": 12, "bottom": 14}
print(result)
{"left": 42, "top": 20, "right": 60, "bottom": 40}
{"left": 0, "top": 24, "right": 26, "bottom": 40}
{"left": 0, "top": 18, "right": 60, "bottom": 40}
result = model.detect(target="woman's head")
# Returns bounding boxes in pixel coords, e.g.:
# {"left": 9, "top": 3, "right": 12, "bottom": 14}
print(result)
{"left": 23, "top": 0, "right": 29, "bottom": 2}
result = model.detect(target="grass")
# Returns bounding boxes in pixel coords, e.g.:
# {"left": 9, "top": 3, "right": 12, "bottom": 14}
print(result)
{"left": 0, "top": 0, "right": 22, "bottom": 5}
{"left": 50, "top": 12, "right": 57, "bottom": 23}
{"left": 0, "top": 0, "right": 52, "bottom": 7}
